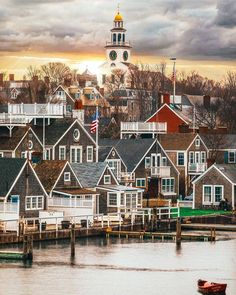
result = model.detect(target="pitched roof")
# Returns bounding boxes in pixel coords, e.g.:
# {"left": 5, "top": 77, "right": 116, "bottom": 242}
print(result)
{"left": 31, "top": 118, "right": 74, "bottom": 145}
{"left": 159, "top": 133, "right": 196, "bottom": 150}
{"left": 115, "top": 138, "right": 155, "bottom": 171}
{"left": 0, "top": 158, "right": 26, "bottom": 196}
{"left": 0, "top": 126, "right": 28, "bottom": 150}
{"left": 53, "top": 187, "right": 96, "bottom": 195}
{"left": 71, "top": 162, "right": 107, "bottom": 188}
{"left": 34, "top": 160, "right": 67, "bottom": 192}
{"left": 201, "top": 134, "right": 236, "bottom": 149}
{"left": 215, "top": 164, "right": 236, "bottom": 183}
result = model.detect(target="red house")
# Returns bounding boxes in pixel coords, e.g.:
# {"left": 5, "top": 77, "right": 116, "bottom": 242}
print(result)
{"left": 146, "top": 103, "right": 190, "bottom": 133}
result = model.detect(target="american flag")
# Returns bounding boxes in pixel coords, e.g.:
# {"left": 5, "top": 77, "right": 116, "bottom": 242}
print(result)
{"left": 90, "top": 109, "right": 99, "bottom": 133}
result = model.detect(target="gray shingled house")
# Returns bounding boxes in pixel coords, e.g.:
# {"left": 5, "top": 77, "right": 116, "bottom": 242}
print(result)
{"left": 193, "top": 164, "right": 236, "bottom": 210}
{"left": 0, "top": 158, "right": 48, "bottom": 225}
{"left": 104, "top": 138, "right": 179, "bottom": 201}
{"left": 71, "top": 162, "right": 143, "bottom": 214}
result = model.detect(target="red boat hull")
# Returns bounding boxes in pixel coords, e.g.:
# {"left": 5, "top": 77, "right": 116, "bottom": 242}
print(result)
{"left": 198, "top": 280, "right": 227, "bottom": 294}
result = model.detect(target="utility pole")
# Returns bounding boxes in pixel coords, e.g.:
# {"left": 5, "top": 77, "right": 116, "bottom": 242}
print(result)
{"left": 170, "top": 57, "right": 177, "bottom": 104}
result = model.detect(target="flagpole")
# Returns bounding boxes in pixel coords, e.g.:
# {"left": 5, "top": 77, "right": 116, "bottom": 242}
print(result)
{"left": 170, "top": 57, "right": 176, "bottom": 104}
{"left": 96, "top": 104, "right": 99, "bottom": 162}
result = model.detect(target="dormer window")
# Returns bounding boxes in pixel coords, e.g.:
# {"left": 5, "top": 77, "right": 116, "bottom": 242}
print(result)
{"left": 64, "top": 172, "right": 71, "bottom": 182}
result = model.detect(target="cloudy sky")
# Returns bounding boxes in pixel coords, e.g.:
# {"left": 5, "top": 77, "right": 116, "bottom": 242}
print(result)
{"left": 0, "top": 0, "right": 235, "bottom": 79}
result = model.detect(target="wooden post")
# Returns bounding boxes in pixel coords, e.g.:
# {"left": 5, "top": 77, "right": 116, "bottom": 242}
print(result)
{"left": 71, "top": 223, "right": 75, "bottom": 258}
{"left": 176, "top": 217, "right": 181, "bottom": 246}
{"left": 23, "top": 235, "right": 28, "bottom": 256}
{"left": 211, "top": 227, "right": 216, "bottom": 241}
{"left": 27, "top": 235, "right": 33, "bottom": 261}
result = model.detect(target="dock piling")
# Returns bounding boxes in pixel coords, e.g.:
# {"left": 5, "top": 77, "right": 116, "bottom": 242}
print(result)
{"left": 71, "top": 223, "right": 75, "bottom": 258}
{"left": 176, "top": 217, "right": 181, "bottom": 246}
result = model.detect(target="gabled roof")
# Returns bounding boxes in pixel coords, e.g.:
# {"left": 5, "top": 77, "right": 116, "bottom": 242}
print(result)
{"left": 31, "top": 118, "right": 75, "bottom": 146}
{"left": 0, "top": 158, "right": 26, "bottom": 196}
{"left": 71, "top": 162, "right": 109, "bottom": 188}
{"left": 115, "top": 138, "right": 156, "bottom": 171}
{"left": 159, "top": 133, "right": 197, "bottom": 150}
{"left": 201, "top": 134, "right": 236, "bottom": 150}
{"left": 0, "top": 126, "right": 28, "bottom": 150}
{"left": 34, "top": 160, "right": 67, "bottom": 192}
{"left": 145, "top": 103, "right": 189, "bottom": 124}
{"left": 215, "top": 164, "right": 236, "bottom": 184}
{"left": 193, "top": 163, "right": 236, "bottom": 185}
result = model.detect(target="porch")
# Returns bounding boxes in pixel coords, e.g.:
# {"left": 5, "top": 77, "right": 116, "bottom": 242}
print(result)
{"left": 120, "top": 122, "right": 167, "bottom": 138}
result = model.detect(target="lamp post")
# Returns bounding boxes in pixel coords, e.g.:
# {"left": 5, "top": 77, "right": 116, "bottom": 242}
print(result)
{"left": 170, "top": 57, "right": 176, "bottom": 104}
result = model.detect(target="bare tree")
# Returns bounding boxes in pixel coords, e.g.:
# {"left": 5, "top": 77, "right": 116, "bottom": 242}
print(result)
{"left": 40, "top": 62, "right": 71, "bottom": 90}
{"left": 26, "top": 65, "right": 42, "bottom": 80}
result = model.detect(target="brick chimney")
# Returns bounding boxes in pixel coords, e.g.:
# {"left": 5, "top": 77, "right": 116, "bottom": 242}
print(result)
{"left": 163, "top": 93, "right": 170, "bottom": 105}
{"left": 9, "top": 74, "right": 14, "bottom": 81}
{"left": 203, "top": 95, "right": 211, "bottom": 108}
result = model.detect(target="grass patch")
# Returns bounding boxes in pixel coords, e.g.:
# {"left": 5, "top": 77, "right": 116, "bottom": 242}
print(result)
{"left": 179, "top": 207, "right": 231, "bottom": 217}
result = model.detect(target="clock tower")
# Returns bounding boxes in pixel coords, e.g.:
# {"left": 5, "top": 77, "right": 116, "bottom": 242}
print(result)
{"left": 105, "top": 9, "right": 132, "bottom": 66}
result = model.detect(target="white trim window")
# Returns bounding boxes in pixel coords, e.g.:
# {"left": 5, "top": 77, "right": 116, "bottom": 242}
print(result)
{"left": 87, "top": 146, "right": 93, "bottom": 162}
{"left": 45, "top": 148, "right": 50, "bottom": 160}
{"left": 26, "top": 196, "right": 44, "bottom": 210}
{"left": 137, "top": 192, "right": 142, "bottom": 206}
{"left": 104, "top": 175, "right": 111, "bottom": 184}
{"left": 203, "top": 185, "right": 212, "bottom": 204}
{"left": 201, "top": 151, "right": 206, "bottom": 163}
{"left": 70, "top": 146, "right": 82, "bottom": 163}
{"left": 177, "top": 152, "right": 185, "bottom": 166}
{"left": 228, "top": 151, "right": 235, "bottom": 163}
{"left": 64, "top": 172, "right": 71, "bottom": 182}
{"left": 107, "top": 159, "right": 121, "bottom": 179}
{"left": 203, "top": 185, "right": 224, "bottom": 204}
{"left": 108, "top": 193, "right": 118, "bottom": 207}
{"left": 161, "top": 178, "right": 175, "bottom": 193}
{"left": 145, "top": 157, "right": 151, "bottom": 168}
{"left": 136, "top": 178, "right": 146, "bottom": 188}
{"left": 59, "top": 146, "right": 66, "bottom": 160}
{"left": 189, "top": 151, "right": 194, "bottom": 164}
{"left": 195, "top": 138, "right": 200, "bottom": 148}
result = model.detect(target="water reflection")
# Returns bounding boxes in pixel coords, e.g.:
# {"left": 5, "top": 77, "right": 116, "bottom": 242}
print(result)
{"left": 0, "top": 237, "right": 235, "bottom": 295}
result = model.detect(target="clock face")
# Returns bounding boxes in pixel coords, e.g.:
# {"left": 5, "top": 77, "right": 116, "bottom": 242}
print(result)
{"left": 109, "top": 50, "right": 117, "bottom": 61}
{"left": 123, "top": 51, "right": 128, "bottom": 61}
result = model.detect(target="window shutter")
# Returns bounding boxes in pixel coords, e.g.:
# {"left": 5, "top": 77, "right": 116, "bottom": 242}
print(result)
{"left": 224, "top": 151, "right": 228, "bottom": 164}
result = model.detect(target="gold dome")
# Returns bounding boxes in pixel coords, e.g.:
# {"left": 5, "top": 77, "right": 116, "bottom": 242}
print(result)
{"left": 114, "top": 12, "right": 123, "bottom": 21}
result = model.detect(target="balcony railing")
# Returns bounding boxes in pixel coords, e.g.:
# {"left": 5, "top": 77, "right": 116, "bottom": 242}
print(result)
{"left": 0, "top": 202, "right": 19, "bottom": 213}
{"left": 121, "top": 122, "right": 167, "bottom": 133}
{"left": 150, "top": 166, "right": 171, "bottom": 177}
{"left": 0, "top": 113, "right": 29, "bottom": 125}
{"left": 188, "top": 163, "right": 207, "bottom": 173}
{"left": 8, "top": 103, "right": 64, "bottom": 118}
{"left": 119, "top": 171, "right": 135, "bottom": 182}
{"left": 106, "top": 41, "right": 131, "bottom": 47}
{"left": 48, "top": 197, "right": 93, "bottom": 208}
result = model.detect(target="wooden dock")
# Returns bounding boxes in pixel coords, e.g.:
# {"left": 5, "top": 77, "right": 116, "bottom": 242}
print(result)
{"left": 182, "top": 223, "right": 236, "bottom": 231}
{"left": 106, "top": 230, "right": 213, "bottom": 242}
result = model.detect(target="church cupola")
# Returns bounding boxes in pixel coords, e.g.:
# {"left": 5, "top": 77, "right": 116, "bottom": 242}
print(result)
{"left": 105, "top": 8, "right": 132, "bottom": 65}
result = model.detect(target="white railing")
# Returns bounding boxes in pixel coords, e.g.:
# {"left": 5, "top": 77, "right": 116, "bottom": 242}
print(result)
{"left": 119, "top": 171, "right": 135, "bottom": 182}
{"left": 121, "top": 122, "right": 167, "bottom": 133}
{"left": 150, "top": 166, "right": 171, "bottom": 177}
{"left": 0, "top": 202, "right": 19, "bottom": 213}
{"left": 48, "top": 197, "right": 93, "bottom": 208}
{"left": 188, "top": 163, "right": 207, "bottom": 173}
{"left": 106, "top": 41, "right": 131, "bottom": 47}
{"left": 72, "top": 109, "right": 84, "bottom": 123}
{"left": 8, "top": 103, "right": 64, "bottom": 117}
{"left": 0, "top": 113, "right": 29, "bottom": 125}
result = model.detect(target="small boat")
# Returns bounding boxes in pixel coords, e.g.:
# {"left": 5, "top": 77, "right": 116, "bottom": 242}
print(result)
{"left": 198, "top": 279, "right": 227, "bottom": 294}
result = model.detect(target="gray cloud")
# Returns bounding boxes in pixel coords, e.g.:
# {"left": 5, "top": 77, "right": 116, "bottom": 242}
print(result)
{"left": 0, "top": 0, "right": 235, "bottom": 60}
{"left": 215, "top": 0, "right": 236, "bottom": 28}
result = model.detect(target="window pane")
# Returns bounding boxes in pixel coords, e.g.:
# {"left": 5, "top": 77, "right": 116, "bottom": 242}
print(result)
{"left": 215, "top": 186, "right": 222, "bottom": 203}
{"left": 178, "top": 153, "right": 184, "bottom": 165}
{"left": 204, "top": 186, "right": 212, "bottom": 202}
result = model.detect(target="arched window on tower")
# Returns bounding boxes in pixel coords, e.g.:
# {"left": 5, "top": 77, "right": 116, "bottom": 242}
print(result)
{"left": 123, "top": 34, "right": 125, "bottom": 42}
{"left": 113, "top": 34, "right": 116, "bottom": 43}
{"left": 118, "top": 33, "right": 121, "bottom": 43}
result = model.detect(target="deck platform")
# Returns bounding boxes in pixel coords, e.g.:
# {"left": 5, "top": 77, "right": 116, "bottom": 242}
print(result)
{"left": 182, "top": 223, "right": 236, "bottom": 231}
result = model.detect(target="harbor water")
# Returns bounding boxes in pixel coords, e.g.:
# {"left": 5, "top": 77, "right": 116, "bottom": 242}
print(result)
{"left": 0, "top": 237, "right": 236, "bottom": 295}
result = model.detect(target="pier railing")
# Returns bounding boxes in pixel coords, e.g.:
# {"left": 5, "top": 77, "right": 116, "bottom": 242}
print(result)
{"left": 0, "top": 206, "right": 180, "bottom": 236}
